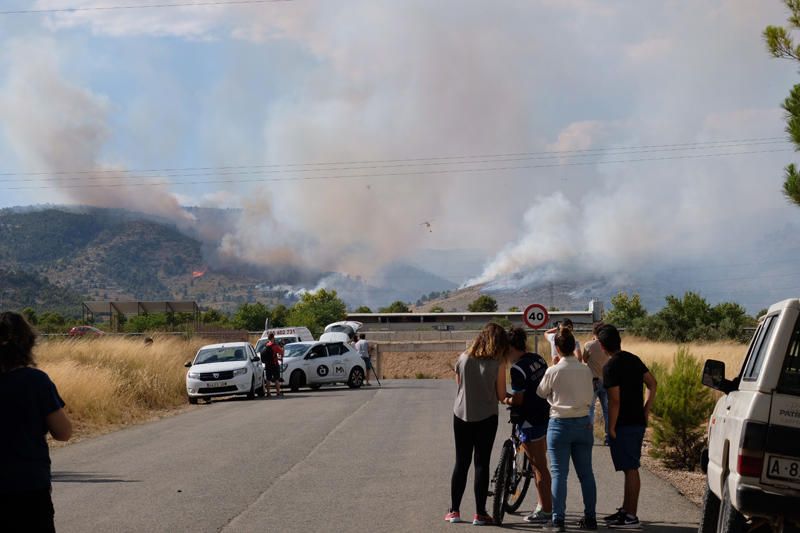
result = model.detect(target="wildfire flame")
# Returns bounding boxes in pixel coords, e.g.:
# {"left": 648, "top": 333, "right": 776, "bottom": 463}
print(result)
{"left": 192, "top": 267, "right": 207, "bottom": 279}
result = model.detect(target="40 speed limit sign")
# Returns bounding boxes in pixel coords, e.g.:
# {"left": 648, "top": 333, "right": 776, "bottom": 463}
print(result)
{"left": 523, "top": 303, "right": 549, "bottom": 329}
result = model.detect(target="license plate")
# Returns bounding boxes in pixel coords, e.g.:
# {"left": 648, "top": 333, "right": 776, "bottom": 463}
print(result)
{"left": 207, "top": 381, "right": 228, "bottom": 388}
{"left": 766, "top": 455, "right": 800, "bottom": 483}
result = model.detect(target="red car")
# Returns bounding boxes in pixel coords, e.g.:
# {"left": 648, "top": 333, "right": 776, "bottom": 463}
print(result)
{"left": 68, "top": 326, "right": 105, "bottom": 337}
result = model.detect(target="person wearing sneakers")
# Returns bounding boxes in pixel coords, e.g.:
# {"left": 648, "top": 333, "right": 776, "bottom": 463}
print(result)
{"left": 500, "top": 327, "right": 553, "bottom": 524}
{"left": 536, "top": 329, "right": 596, "bottom": 532}
{"left": 445, "top": 323, "right": 509, "bottom": 526}
{"left": 597, "top": 324, "right": 657, "bottom": 529}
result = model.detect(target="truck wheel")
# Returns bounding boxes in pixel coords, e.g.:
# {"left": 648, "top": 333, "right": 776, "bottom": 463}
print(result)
{"left": 289, "top": 370, "right": 304, "bottom": 392}
{"left": 717, "top": 481, "right": 746, "bottom": 533}
{"left": 699, "top": 484, "right": 720, "bottom": 533}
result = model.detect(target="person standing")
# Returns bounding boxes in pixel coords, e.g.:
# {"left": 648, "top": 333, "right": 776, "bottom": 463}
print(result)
{"left": 597, "top": 324, "right": 657, "bottom": 529}
{"left": 0, "top": 311, "right": 73, "bottom": 533}
{"left": 544, "top": 318, "right": 581, "bottom": 363}
{"left": 582, "top": 322, "right": 611, "bottom": 445}
{"left": 261, "top": 333, "right": 284, "bottom": 397}
{"left": 445, "top": 323, "right": 509, "bottom": 526}
{"left": 536, "top": 329, "right": 596, "bottom": 532}
{"left": 355, "top": 333, "right": 372, "bottom": 386}
{"left": 500, "top": 327, "right": 553, "bottom": 524}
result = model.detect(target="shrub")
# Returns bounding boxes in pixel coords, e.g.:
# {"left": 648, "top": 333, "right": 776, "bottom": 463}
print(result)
{"left": 649, "top": 347, "right": 715, "bottom": 470}
{"left": 468, "top": 295, "right": 498, "bottom": 312}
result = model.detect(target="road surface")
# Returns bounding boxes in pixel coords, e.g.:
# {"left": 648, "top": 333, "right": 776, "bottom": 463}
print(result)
{"left": 52, "top": 380, "right": 699, "bottom": 532}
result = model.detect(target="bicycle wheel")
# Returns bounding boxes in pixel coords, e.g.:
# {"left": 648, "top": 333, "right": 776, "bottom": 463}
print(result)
{"left": 505, "top": 445, "right": 533, "bottom": 513}
{"left": 492, "top": 441, "right": 514, "bottom": 525}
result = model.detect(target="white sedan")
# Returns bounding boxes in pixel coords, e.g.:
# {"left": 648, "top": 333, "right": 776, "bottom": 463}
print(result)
{"left": 185, "top": 342, "right": 266, "bottom": 403}
{"left": 281, "top": 341, "right": 366, "bottom": 392}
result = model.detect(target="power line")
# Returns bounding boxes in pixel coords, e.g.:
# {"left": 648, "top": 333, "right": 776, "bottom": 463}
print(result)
{"left": 0, "top": 136, "right": 786, "bottom": 179}
{"left": 0, "top": 0, "right": 291, "bottom": 16}
{"left": 1, "top": 146, "right": 791, "bottom": 191}
{"left": 0, "top": 139, "right": 790, "bottom": 185}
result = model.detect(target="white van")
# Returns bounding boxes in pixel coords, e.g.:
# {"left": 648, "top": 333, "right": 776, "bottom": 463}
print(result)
{"left": 319, "top": 321, "right": 363, "bottom": 343}
{"left": 255, "top": 327, "right": 314, "bottom": 353}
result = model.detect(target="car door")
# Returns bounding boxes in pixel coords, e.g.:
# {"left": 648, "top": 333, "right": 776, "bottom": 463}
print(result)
{"left": 305, "top": 344, "right": 333, "bottom": 383}
{"left": 326, "top": 343, "right": 348, "bottom": 383}
{"left": 247, "top": 346, "right": 264, "bottom": 387}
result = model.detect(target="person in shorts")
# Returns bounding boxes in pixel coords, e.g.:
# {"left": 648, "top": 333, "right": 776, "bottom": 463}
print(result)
{"left": 598, "top": 324, "right": 658, "bottom": 529}
{"left": 501, "top": 327, "right": 552, "bottom": 524}
{"left": 260, "top": 333, "right": 284, "bottom": 397}
{"left": 354, "top": 334, "right": 372, "bottom": 386}
{"left": 1, "top": 311, "right": 73, "bottom": 533}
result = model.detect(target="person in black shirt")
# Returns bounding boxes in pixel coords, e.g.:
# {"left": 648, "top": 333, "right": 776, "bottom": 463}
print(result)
{"left": 597, "top": 324, "right": 657, "bottom": 530}
{"left": 0, "top": 311, "right": 72, "bottom": 533}
{"left": 501, "top": 327, "right": 553, "bottom": 524}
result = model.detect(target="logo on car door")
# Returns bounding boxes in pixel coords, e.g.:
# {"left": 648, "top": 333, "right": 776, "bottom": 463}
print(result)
{"left": 317, "top": 365, "right": 329, "bottom": 377}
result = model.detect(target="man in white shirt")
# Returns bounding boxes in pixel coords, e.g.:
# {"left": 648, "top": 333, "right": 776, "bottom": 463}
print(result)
{"left": 543, "top": 318, "right": 581, "bottom": 363}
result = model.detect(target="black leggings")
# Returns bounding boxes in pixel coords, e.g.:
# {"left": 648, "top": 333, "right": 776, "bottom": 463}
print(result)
{"left": 450, "top": 414, "right": 498, "bottom": 515}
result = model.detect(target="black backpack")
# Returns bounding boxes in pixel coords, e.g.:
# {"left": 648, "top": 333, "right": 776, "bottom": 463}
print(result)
{"left": 259, "top": 343, "right": 274, "bottom": 366}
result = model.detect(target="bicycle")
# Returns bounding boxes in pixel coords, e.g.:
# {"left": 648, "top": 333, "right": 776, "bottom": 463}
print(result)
{"left": 490, "top": 409, "right": 533, "bottom": 525}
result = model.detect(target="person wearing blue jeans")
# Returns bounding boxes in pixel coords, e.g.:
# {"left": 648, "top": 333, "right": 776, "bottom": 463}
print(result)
{"left": 536, "top": 329, "right": 597, "bottom": 532}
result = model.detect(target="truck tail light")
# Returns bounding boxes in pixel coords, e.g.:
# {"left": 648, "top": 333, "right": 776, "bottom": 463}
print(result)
{"left": 737, "top": 421, "right": 767, "bottom": 478}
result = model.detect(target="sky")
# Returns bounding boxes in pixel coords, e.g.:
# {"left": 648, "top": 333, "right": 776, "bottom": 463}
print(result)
{"left": 1, "top": 0, "right": 799, "bottom": 309}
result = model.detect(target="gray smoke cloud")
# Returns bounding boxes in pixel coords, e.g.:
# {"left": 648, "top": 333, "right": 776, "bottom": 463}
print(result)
{"left": 0, "top": 39, "right": 195, "bottom": 225}
{"left": 6, "top": 1, "right": 800, "bottom": 295}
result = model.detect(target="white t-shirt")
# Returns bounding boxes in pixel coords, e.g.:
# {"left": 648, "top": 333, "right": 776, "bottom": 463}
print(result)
{"left": 545, "top": 331, "right": 581, "bottom": 359}
{"left": 355, "top": 339, "right": 370, "bottom": 359}
{"left": 536, "top": 356, "right": 593, "bottom": 418}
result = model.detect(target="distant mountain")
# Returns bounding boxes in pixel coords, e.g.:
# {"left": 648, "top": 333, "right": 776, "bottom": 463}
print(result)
{"left": 0, "top": 206, "right": 458, "bottom": 315}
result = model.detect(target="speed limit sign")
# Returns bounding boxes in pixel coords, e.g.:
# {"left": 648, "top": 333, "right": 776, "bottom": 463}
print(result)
{"left": 523, "top": 303, "right": 549, "bottom": 329}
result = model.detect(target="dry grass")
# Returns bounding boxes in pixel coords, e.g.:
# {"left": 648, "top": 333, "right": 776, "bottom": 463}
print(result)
{"left": 35, "top": 336, "right": 208, "bottom": 439}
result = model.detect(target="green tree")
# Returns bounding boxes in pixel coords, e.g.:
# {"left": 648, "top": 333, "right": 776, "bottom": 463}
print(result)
{"left": 125, "top": 313, "right": 168, "bottom": 333}
{"left": 379, "top": 301, "right": 411, "bottom": 313}
{"left": 712, "top": 301, "right": 755, "bottom": 341}
{"left": 604, "top": 292, "right": 648, "bottom": 328}
{"left": 430, "top": 305, "right": 445, "bottom": 313}
{"left": 655, "top": 292, "right": 713, "bottom": 343}
{"left": 201, "top": 309, "right": 226, "bottom": 324}
{"left": 21, "top": 307, "right": 38, "bottom": 325}
{"left": 354, "top": 305, "right": 373, "bottom": 313}
{"left": 508, "top": 306, "right": 520, "bottom": 312}
{"left": 270, "top": 304, "right": 289, "bottom": 328}
{"left": 287, "top": 289, "right": 348, "bottom": 337}
{"left": 232, "top": 302, "right": 269, "bottom": 331}
{"left": 468, "top": 295, "right": 498, "bottom": 312}
{"left": 764, "top": 1, "right": 800, "bottom": 205}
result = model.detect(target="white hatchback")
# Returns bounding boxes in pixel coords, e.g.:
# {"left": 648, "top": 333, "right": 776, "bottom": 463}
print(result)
{"left": 185, "top": 342, "right": 266, "bottom": 404}
{"left": 281, "top": 341, "right": 366, "bottom": 392}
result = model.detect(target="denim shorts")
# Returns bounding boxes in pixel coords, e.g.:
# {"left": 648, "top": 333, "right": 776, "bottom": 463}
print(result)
{"left": 517, "top": 421, "right": 549, "bottom": 443}
{"left": 609, "top": 425, "right": 646, "bottom": 471}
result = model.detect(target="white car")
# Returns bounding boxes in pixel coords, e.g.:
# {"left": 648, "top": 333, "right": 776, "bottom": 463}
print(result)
{"left": 281, "top": 341, "right": 366, "bottom": 392}
{"left": 185, "top": 342, "right": 266, "bottom": 404}
{"left": 254, "top": 326, "right": 315, "bottom": 354}
{"left": 319, "top": 321, "right": 363, "bottom": 343}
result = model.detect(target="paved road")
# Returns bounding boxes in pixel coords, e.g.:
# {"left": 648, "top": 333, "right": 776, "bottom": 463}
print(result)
{"left": 52, "top": 381, "right": 699, "bottom": 532}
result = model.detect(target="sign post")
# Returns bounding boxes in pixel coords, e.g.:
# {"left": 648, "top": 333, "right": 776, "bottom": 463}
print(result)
{"left": 523, "top": 303, "right": 549, "bottom": 330}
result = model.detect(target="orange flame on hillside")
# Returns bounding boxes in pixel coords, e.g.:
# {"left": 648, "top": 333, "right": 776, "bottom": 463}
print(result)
{"left": 192, "top": 267, "right": 207, "bottom": 279}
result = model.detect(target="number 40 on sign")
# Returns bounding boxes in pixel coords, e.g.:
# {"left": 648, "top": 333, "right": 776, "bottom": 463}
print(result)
{"left": 523, "top": 304, "right": 549, "bottom": 329}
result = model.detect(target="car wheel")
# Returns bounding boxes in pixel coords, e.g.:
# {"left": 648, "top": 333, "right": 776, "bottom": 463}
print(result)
{"left": 256, "top": 377, "right": 266, "bottom": 397}
{"left": 717, "top": 480, "right": 746, "bottom": 533}
{"left": 289, "top": 370, "right": 304, "bottom": 392}
{"left": 348, "top": 367, "right": 365, "bottom": 388}
{"left": 188, "top": 397, "right": 198, "bottom": 405}
{"left": 309, "top": 384, "right": 321, "bottom": 390}
{"left": 699, "top": 483, "right": 720, "bottom": 533}
{"left": 246, "top": 377, "right": 256, "bottom": 400}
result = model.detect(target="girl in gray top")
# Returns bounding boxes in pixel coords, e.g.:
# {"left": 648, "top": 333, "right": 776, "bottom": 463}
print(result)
{"left": 446, "top": 323, "right": 509, "bottom": 526}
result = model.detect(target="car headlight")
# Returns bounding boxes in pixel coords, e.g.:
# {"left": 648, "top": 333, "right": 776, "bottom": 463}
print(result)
{"left": 233, "top": 367, "right": 248, "bottom": 376}
{"left": 188, "top": 371, "right": 201, "bottom": 379}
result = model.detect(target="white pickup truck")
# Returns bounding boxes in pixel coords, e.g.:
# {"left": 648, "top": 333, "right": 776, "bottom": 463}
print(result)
{"left": 700, "top": 298, "right": 800, "bottom": 533}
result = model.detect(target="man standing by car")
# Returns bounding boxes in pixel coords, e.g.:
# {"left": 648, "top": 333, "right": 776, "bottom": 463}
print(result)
{"left": 261, "top": 333, "right": 284, "bottom": 397}
{"left": 355, "top": 333, "right": 372, "bottom": 386}
{"left": 598, "top": 324, "right": 657, "bottom": 529}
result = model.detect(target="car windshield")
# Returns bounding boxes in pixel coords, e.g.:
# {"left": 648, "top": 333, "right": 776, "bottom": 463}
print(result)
{"left": 283, "top": 344, "right": 308, "bottom": 358}
{"left": 254, "top": 339, "right": 267, "bottom": 353}
{"left": 194, "top": 347, "right": 247, "bottom": 365}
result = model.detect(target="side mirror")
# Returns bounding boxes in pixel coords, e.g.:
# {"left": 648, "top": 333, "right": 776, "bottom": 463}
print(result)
{"left": 702, "top": 359, "right": 734, "bottom": 393}
{"left": 184, "top": 361, "right": 193, "bottom": 368}
{"left": 251, "top": 357, "right": 259, "bottom": 363}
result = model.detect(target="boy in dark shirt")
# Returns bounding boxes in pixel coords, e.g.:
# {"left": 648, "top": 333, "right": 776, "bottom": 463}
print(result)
{"left": 501, "top": 328, "right": 552, "bottom": 524}
{"left": 598, "top": 324, "right": 657, "bottom": 529}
